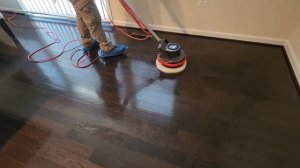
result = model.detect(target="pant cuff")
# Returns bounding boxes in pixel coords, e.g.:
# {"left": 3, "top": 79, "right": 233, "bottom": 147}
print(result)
{"left": 100, "top": 42, "right": 115, "bottom": 52}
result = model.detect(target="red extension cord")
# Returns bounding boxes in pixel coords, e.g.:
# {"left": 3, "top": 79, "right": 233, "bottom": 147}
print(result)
{"left": 3, "top": 0, "right": 153, "bottom": 68}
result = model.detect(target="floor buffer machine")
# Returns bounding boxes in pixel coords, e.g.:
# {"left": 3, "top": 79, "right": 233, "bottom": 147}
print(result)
{"left": 118, "top": 0, "right": 187, "bottom": 74}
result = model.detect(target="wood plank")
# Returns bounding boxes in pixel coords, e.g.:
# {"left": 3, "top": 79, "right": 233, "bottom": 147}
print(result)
{"left": 0, "top": 142, "right": 64, "bottom": 168}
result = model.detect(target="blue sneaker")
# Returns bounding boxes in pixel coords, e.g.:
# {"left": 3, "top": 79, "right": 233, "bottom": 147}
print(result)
{"left": 82, "top": 40, "right": 99, "bottom": 52}
{"left": 98, "top": 44, "right": 128, "bottom": 58}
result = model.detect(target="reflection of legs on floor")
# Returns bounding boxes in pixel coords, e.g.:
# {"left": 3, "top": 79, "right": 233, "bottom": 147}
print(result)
{"left": 95, "top": 59, "right": 125, "bottom": 119}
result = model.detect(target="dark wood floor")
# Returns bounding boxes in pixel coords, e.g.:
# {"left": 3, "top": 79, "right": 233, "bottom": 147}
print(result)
{"left": 0, "top": 13, "right": 300, "bottom": 168}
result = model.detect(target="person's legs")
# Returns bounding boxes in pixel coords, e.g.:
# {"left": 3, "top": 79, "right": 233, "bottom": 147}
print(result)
{"left": 69, "top": 0, "right": 98, "bottom": 51}
{"left": 70, "top": 0, "right": 128, "bottom": 57}
{"left": 77, "top": 0, "right": 114, "bottom": 52}
{"left": 80, "top": 1, "right": 128, "bottom": 57}
{"left": 75, "top": 11, "right": 98, "bottom": 48}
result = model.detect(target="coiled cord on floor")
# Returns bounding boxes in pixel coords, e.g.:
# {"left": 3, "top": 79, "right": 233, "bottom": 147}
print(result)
{"left": 3, "top": 12, "right": 99, "bottom": 68}
{"left": 2, "top": 0, "right": 154, "bottom": 67}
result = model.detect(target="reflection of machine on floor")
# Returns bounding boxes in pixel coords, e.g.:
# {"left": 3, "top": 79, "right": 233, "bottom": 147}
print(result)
{"left": 120, "top": 0, "right": 187, "bottom": 74}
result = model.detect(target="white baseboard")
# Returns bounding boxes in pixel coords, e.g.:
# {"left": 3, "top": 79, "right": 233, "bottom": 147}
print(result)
{"left": 114, "top": 20, "right": 285, "bottom": 45}
{"left": 283, "top": 41, "right": 300, "bottom": 84}
{"left": 115, "top": 20, "right": 300, "bottom": 85}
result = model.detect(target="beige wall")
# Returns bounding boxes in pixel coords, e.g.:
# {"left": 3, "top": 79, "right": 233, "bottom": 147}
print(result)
{"left": 110, "top": 0, "right": 299, "bottom": 39}
{"left": 0, "top": 0, "right": 22, "bottom": 10}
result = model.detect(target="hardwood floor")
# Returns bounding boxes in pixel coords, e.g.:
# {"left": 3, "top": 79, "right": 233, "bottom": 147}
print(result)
{"left": 0, "top": 13, "right": 299, "bottom": 168}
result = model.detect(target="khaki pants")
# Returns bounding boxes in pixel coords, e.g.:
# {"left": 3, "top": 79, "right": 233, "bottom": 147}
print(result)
{"left": 69, "top": 0, "right": 114, "bottom": 52}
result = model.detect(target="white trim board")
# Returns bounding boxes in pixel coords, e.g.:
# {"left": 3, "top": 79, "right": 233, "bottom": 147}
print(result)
{"left": 114, "top": 20, "right": 300, "bottom": 85}
{"left": 114, "top": 20, "right": 285, "bottom": 45}
{"left": 284, "top": 41, "right": 300, "bottom": 85}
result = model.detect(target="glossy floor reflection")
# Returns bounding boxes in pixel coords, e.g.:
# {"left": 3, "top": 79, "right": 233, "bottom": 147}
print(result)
{"left": 0, "top": 13, "right": 300, "bottom": 168}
